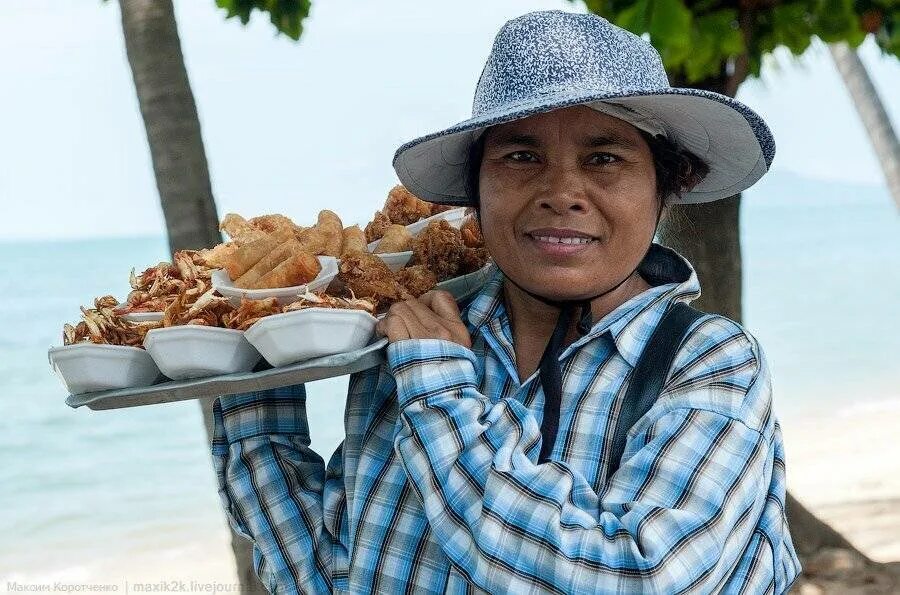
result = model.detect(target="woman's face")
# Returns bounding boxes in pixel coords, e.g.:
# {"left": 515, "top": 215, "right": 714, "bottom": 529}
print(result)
{"left": 478, "top": 105, "right": 659, "bottom": 301}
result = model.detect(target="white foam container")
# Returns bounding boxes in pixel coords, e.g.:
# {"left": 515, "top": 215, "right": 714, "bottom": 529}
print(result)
{"left": 373, "top": 251, "right": 413, "bottom": 272}
{"left": 144, "top": 326, "right": 262, "bottom": 380}
{"left": 212, "top": 255, "right": 338, "bottom": 306}
{"left": 49, "top": 343, "right": 163, "bottom": 395}
{"left": 119, "top": 310, "right": 164, "bottom": 323}
{"left": 437, "top": 262, "right": 495, "bottom": 301}
{"left": 245, "top": 307, "right": 378, "bottom": 367}
{"left": 366, "top": 207, "right": 468, "bottom": 253}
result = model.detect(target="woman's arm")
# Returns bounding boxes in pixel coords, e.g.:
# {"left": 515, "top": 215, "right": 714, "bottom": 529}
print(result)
{"left": 212, "top": 384, "right": 351, "bottom": 594}
{"left": 387, "top": 318, "right": 798, "bottom": 594}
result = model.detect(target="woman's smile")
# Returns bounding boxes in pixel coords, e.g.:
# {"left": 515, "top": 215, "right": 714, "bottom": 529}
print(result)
{"left": 523, "top": 227, "right": 599, "bottom": 257}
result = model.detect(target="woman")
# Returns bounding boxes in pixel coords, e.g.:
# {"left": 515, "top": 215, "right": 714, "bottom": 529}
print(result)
{"left": 212, "top": 11, "right": 800, "bottom": 594}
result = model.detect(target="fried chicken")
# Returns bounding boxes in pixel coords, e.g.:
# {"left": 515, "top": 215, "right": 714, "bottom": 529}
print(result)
{"left": 459, "top": 215, "right": 484, "bottom": 248}
{"left": 395, "top": 265, "right": 437, "bottom": 297}
{"left": 384, "top": 184, "right": 433, "bottom": 225}
{"left": 337, "top": 253, "right": 409, "bottom": 308}
{"left": 458, "top": 247, "right": 489, "bottom": 275}
{"left": 411, "top": 220, "right": 468, "bottom": 281}
{"left": 364, "top": 210, "right": 392, "bottom": 243}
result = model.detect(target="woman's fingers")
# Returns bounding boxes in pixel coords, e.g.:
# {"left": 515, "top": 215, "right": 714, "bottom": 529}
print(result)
{"left": 377, "top": 294, "right": 471, "bottom": 348}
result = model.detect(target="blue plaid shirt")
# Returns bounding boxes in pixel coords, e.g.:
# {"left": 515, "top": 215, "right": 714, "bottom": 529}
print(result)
{"left": 212, "top": 244, "right": 800, "bottom": 594}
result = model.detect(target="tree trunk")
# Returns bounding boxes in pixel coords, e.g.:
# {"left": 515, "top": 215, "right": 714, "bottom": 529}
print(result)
{"left": 117, "top": 1, "right": 263, "bottom": 592}
{"left": 829, "top": 41, "right": 900, "bottom": 209}
{"left": 663, "top": 68, "right": 872, "bottom": 567}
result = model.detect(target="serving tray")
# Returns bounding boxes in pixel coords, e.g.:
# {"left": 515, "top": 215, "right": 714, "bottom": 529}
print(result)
{"left": 66, "top": 338, "right": 389, "bottom": 411}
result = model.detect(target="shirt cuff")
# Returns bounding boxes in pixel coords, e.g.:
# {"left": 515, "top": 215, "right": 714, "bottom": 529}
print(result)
{"left": 387, "top": 339, "right": 479, "bottom": 408}
{"left": 213, "top": 384, "right": 310, "bottom": 452}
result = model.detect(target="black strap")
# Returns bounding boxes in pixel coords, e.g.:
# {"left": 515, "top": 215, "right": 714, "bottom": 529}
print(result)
{"left": 606, "top": 302, "right": 705, "bottom": 477}
{"left": 537, "top": 304, "right": 576, "bottom": 463}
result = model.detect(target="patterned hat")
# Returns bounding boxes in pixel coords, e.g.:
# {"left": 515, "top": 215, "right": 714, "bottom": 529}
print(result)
{"left": 392, "top": 10, "right": 775, "bottom": 205}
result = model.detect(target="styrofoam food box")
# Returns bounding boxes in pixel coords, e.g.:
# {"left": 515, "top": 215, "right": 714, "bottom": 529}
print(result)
{"left": 144, "top": 326, "right": 262, "bottom": 380}
{"left": 374, "top": 251, "right": 413, "bottom": 272}
{"left": 213, "top": 255, "right": 338, "bottom": 306}
{"left": 120, "top": 310, "right": 164, "bottom": 323}
{"left": 48, "top": 343, "right": 163, "bottom": 395}
{"left": 436, "top": 262, "right": 495, "bottom": 301}
{"left": 245, "top": 307, "right": 378, "bottom": 367}
{"left": 366, "top": 207, "right": 468, "bottom": 253}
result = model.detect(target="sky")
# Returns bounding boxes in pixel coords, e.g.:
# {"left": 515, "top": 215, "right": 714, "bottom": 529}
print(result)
{"left": 0, "top": 0, "right": 897, "bottom": 241}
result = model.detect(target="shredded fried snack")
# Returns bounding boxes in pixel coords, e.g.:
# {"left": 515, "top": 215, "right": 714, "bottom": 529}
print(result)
{"left": 63, "top": 296, "right": 162, "bottom": 347}
{"left": 222, "top": 297, "right": 281, "bottom": 331}
{"left": 283, "top": 290, "right": 376, "bottom": 315}
{"left": 114, "top": 251, "right": 214, "bottom": 316}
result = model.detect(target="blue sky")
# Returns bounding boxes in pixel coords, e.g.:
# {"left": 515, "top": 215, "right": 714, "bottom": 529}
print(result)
{"left": 0, "top": 0, "right": 897, "bottom": 241}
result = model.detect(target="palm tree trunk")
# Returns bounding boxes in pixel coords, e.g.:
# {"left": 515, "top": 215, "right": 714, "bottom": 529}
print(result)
{"left": 829, "top": 41, "right": 900, "bottom": 209}
{"left": 117, "top": 1, "right": 262, "bottom": 591}
{"left": 662, "top": 68, "right": 873, "bottom": 567}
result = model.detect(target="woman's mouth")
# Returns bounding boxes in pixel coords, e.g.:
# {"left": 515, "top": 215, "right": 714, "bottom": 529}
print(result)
{"left": 525, "top": 228, "right": 598, "bottom": 255}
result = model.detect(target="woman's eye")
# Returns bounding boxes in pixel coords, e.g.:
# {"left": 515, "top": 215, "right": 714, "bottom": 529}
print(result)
{"left": 587, "top": 153, "right": 619, "bottom": 165}
{"left": 506, "top": 151, "right": 537, "bottom": 162}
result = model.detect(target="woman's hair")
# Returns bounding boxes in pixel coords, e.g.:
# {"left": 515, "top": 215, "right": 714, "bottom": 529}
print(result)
{"left": 462, "top": 127, "right": 709, "bottom": 216}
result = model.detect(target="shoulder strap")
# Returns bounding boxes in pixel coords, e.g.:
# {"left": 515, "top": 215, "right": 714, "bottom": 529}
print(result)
{"left": 606, "top": 302, "right": 705, "bottom": 478}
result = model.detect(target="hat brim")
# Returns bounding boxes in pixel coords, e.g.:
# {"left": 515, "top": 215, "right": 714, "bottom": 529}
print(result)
{"left": 392, "top": 87, "right": 774, "bottom": 205}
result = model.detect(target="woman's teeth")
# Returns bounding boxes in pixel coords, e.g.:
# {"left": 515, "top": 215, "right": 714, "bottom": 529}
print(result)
{"left": 531, "top": 235, "right": 593, "bottom": 244}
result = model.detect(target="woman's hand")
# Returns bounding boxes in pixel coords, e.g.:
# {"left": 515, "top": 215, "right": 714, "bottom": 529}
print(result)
{"left": 375, "top": 290, "right": 472, "bottom": 349}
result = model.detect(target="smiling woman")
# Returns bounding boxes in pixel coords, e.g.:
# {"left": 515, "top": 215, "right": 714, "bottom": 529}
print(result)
{"left": 211, "top": 10, "right": 801, "bottom": 594}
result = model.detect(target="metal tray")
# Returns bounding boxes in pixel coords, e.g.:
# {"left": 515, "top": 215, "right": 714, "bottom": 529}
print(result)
{"left": 66, "top": 338, "right": 388, "bottom": 411}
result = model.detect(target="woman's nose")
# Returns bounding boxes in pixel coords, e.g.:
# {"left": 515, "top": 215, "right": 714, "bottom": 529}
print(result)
{"left": 536, "top": 166, "right": 590, "bottom": 214}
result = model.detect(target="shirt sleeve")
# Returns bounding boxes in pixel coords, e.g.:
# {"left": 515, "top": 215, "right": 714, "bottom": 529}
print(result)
{"left": 212, "top": 384, "right": 349, "bottom": 594}
{"left": 387, "top": 336, "right": 786, "bottom": 594}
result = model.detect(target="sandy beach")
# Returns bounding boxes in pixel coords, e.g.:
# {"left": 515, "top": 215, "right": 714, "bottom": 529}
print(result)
{"left": 780, "top": 396, "right": 900, "bottom": 563}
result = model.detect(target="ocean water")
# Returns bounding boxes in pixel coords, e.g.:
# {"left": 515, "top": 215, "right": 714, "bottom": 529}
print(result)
{"left": 1, "top": 186, "right": 897, "bottom": 581}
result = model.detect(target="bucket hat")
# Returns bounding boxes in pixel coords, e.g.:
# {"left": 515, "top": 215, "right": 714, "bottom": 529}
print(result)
{"left": 392, "top": 10, "right": 775, "bottom": 205}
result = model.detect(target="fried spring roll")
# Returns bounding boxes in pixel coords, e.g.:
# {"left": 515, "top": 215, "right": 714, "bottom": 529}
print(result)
{"left": 234, "top": 239, "right": 301, "bottom": 289}
{"left": 341, "top": 225, "right": 367, "bottom": 256}
{"left": 223, "top": 228, "right": 292, "bottom": 281}
{"left": 254, "top": 252, "right": 322, "bottom": 289}
{"left": 374, "top": 224, "right": 413, "bottom": 253}
{"left": 317, "top": 210, "right": 344, "bottom": 257}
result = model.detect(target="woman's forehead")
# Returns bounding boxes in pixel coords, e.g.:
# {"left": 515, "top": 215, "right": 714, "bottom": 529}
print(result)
{"left": 484, "top": 106, "right": 644, "bottom": 149}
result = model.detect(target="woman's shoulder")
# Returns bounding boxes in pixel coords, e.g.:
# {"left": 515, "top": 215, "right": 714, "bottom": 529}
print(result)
{"left": 657, "top": 309, "right": 773, "bottom": 434}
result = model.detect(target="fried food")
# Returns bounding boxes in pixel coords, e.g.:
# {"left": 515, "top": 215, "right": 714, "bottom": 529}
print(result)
{"left": 395, "top": 265, "right": 436, "bottom": 297}
{"left": 384, "top": 185, "right": 433, "bottom": 225}
{"left": 64, "top": 296, "right": 162, "bottom": 347}
{"left": 459, "top": 215, "right": 484, "bottom": 248}
{"left": 364, "top": 210, "right": 392, "bottom": 243}
{"left": 222, "top": 297, "right": 282, "bottom": 331}
{"left": 249, "top": 214, "right": 301, "bottom": 236}
{"left": 373, "top": 224, "right": 413, "bottom": 254}
{"left": 223, "top": 229, "right": 292, "bottom": 281}
{"left": 220, "top": 213, "right": 258, "bottom": 242}
{"left": 234, "top": 239, "right": 300, "bottom": 289}
{"left": 411, "top": 220, "right": 468, "bottom": 281}
{"left": 161, "top": 287, "right": 235, "bottom": 328}
{"left": 255, "top": 251, "right": 322, "bottom": 289}
{"left": 198, "top": 242, "right": 239, "bottom": 269}
{"left": 337, "top": 253, "right": 408, "bottom": 307}
{"left": 317, "top": 210, "right": 344, "bottom": 257}
{"left": 341, "top": 225, "right": 367, "bottom": 256}
{"left": 114, "top": 251, "right": 215, "bottom": 316}
{"left": 283, "top": 290, "right": 376, "bottom": 315}
{"left": 459, "top": 247, "right": 490, "bottom": 274}
{"left": 430, "top": 203, "right": 454, "bottom": 216}
{"left": 296, "top": 226, "right": 329, "bottom": 255}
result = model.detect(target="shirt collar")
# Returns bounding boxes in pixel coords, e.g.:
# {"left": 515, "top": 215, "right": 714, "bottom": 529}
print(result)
{"left": 462, "top": 243, "right": 701, "bottom": 368}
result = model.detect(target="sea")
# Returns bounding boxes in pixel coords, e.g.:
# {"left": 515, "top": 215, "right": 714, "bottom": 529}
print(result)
{"left": 2, "top": 174, "right": 898, "bottom": 584}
